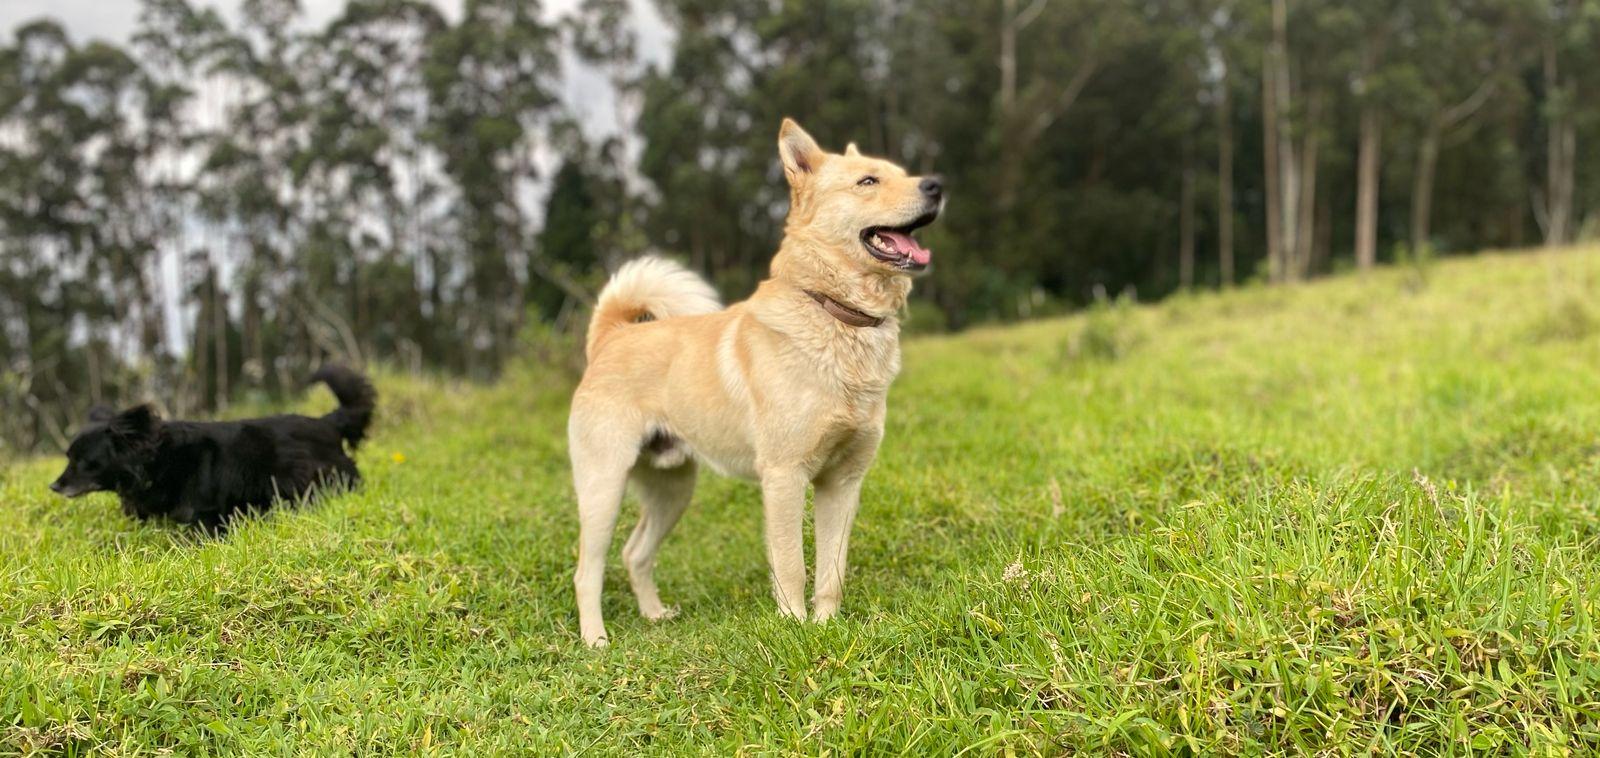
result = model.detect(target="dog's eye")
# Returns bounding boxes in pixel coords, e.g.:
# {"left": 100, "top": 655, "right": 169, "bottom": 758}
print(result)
{"left": 857, "top": 176, "right": 878, "bottom": 187}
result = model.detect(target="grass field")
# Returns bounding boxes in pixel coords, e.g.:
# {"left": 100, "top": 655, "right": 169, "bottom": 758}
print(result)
{"left": 4, "top": 249, "right": 1600, "bottom": 755}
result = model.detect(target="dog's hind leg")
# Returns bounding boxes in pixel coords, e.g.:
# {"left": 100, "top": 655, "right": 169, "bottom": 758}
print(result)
{"left": 623, "top": 462, "right": 697, "bottom": 621}
{"left": 570, "top": 410, "right": 641, "bottom": 648}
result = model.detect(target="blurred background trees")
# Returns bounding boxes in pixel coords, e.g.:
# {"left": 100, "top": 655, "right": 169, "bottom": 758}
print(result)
{"left": 2, "top": 0, "right": 1598, "bottom": 452}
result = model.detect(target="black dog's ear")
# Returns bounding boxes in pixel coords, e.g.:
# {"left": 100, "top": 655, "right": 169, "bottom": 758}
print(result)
{"left": 86, "top": 404, "right": 115, "bottom": 424}
{"left": 110, "top": 404, "right": 160, "bottom": 439}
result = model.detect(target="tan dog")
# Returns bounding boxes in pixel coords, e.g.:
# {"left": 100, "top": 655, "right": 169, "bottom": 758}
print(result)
{"left": 568, "top": 119, "right": 943, "bottom": 647}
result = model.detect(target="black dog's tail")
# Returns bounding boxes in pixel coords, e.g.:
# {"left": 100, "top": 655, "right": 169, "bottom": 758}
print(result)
{"left": 310, "top": 365, "right": 376, "bottom": 449}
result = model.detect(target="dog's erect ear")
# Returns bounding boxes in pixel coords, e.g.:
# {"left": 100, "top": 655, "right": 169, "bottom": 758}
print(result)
{"left": 778, "top": 118, "right": 826, "bottom": 182}
{"left": 110, "top": 404, "right": 160, "bottom": 440}
{"left": 844, "top": 142, "right": 861, "bottom": 158}
{"left": 86, "top": 404, "right": 115, "bottom": 424}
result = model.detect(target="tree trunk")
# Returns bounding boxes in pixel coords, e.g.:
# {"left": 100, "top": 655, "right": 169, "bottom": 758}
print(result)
{"left": 242, "top": 278, "right": 265, "bottom": 390}
{"left": 1269, "top": 0, "right": 1296, "bottom": 283}
{"left": 1548, "top": 119, "right": 1576, "bottom": 247}
{"left": 1292, "top": 94, "right": 1322, "bottom": 280}
{"left": 355, "top": 259, "right": 371, "bottom": 360}
{"left": 997, "top": 0, "right": 1021, "bottom": 216}
{"left": 87, "top": 339, "right": 103, "bottom": 405}
{"left": 1411, "top": 70, "right": 1498, "bottom": 255}
{"left": 1355, "top": 103, "right": 1381, "bottom": 270}
{"left": 999, "top": 0, "right": 1018, "bottom": 115}
{"left": 1262, "top": 45, "right": 1283, "bottom": 284}
{"left": 1411, "top": 123, "right": 1441, "bottom": 254}
{"left": 1216, "top": 70, "right": 1235, "bottom": 287}
{"left": 427, "top": 245, "right": 445, "bottom": 361}
{"left": 995, "top": 0, "right": 1094, "bottom": 217}
{"left": 1179, "top": 143, "right": 1196, "bottom": 290}
{"left": 1544, "top": 41, "right": 1575, "bottom": 248}
{"left": 212, "top": 266, "right": 228, "bottom": 410}
{"left": 1314, "top": 188, "right": 1333, "bottom": 271}
{"left": 192, "top": 268, "right": 209, "bottom": 413}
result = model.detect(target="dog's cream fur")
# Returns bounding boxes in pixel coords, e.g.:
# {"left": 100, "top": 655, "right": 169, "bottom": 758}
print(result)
{"left": 569, "top": 119, "right": 941, "bottom": 647}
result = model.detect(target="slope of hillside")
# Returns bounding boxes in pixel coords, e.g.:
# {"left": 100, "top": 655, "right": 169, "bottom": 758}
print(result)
{"left": 4, "top": 249, "right": 1599, "bottom": 754}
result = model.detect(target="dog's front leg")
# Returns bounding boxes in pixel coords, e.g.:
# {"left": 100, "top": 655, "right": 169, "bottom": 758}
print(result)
{"left": 761, "top": 467, "right": 810, "bottom": 620}
{"left": 812, "top": 431, "right": 879, "bottom": 622}
{"left": 811, "top": 470, "right": 865, "bottom": 623}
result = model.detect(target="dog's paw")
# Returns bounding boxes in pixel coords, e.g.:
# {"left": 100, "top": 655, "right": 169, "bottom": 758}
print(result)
{"left": 642, "top": 605, "right": 679, "bottom": 622}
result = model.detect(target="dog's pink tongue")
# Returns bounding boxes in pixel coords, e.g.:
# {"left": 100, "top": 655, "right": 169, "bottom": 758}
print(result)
{"left": 880, "top": 230, "right": 931, "bottom": 265}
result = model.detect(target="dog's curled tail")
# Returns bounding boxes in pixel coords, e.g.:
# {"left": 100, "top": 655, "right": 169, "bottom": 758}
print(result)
{"left": 310, "top": 364, "right": 376, "bottom": 449}
{"left": 586, "top": 256, "right": 721, "bottom": 361}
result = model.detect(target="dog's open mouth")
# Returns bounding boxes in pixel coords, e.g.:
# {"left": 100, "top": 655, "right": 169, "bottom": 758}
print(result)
{"left": 861, "top": 211, "right": 937, "bottom": 271}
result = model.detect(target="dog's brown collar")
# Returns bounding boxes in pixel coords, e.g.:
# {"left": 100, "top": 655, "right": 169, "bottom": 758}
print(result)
{"left": 805, "top": 290, "right": 885, "bottom": 328}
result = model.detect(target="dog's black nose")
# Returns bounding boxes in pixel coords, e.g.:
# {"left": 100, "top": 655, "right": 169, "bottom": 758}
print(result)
{"left": 49, "top": 480, "right": 63, "bottom": 493}
{"left": 919, "top": 175, "right": 944, "bottom": 200}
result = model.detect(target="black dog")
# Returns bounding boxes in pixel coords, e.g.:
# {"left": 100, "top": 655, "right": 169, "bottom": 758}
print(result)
{"left": 49, "top": 366, "right": 376, "bottom": 528}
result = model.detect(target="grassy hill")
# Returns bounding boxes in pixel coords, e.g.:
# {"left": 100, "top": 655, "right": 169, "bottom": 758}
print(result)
{"left": 3, "top": 249, "right": 1599, "bottom": 754}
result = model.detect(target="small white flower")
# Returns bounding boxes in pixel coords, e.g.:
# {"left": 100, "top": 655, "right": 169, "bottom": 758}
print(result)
{"left": 1002, "top": 560, "right": 1030, "bottom": 588}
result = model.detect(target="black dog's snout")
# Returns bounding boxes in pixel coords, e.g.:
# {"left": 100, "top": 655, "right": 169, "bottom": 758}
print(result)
{"left": 49, "top": 480, "right": 64, "bottom": 494}
{"left": 919, "top": 175, "right": 944, "bottom": 201}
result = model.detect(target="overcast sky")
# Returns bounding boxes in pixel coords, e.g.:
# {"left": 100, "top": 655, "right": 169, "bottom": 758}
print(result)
{"left": 0, "top": 0, "right": 642, "bottom": 41}
{"left": 0, "top": 0, "right": 435, "bottom": 43}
